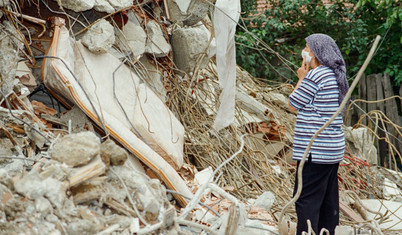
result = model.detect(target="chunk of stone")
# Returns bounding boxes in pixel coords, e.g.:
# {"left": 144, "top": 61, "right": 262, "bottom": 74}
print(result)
{"left": 82, "top": 19, "right": 115, "bottom": 54}
{"left": 167, "top": 0, "right": 210, "bottom": 26}
{"left": 94, "top": 0, "right": 115, "bottom": 13}
{"left": 115, "top": 20, "right": 146, "bottom": 57}
{"left": 49, "top": 132, "right": 100, "bottom": 167}
{"left": 101, "top": 139, "right": 128, "bottom": 166}
{"left": 145, "top": 21, "right": 171, "bottom": 57}
{"left": 253, "top": 191, "right": 275, "bottom": 211}
{"left": 171, "top": 25, "right": 210, "bottom": 73}
{"left": 54, "top": 0, "right": 95, "bottom": 12}
{"left": 107, "top": 0, "right": 132, "bottom": 10}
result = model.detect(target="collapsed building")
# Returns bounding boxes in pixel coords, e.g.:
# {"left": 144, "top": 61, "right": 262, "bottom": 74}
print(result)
{"left": 0, "top": 0, "right": 401, "bottom": 234}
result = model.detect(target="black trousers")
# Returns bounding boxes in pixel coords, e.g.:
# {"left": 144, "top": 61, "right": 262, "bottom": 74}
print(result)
{"left": 293, "top": 154, "right": 340, "bottom": 235}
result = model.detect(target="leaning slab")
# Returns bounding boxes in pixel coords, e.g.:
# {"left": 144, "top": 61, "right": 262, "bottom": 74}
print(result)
{"left": 42, "top": 18, "right": 190, "bottom": 206}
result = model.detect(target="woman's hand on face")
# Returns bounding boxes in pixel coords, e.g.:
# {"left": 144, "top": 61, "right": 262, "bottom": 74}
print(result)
{"left": 297, "top": 58, "right": 310, "bottom": 80}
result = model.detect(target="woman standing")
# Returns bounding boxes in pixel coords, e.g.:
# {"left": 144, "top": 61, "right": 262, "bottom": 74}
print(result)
{"left": 288, "top": 34, "right": 349, "bottom": 235}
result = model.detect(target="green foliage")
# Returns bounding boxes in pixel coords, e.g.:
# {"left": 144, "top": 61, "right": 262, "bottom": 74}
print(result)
{"left": 236, "top": 0, "right": 402, "bottom": 87}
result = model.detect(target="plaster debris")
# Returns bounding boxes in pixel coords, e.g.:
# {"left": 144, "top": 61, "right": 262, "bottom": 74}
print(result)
{"left": 81, "top": 19, "right": 115, "bottom": 54}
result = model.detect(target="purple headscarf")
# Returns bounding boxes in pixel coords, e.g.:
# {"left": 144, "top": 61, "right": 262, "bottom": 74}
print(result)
{"left": 305, "top": 34, "right": 349, "bottom": 109}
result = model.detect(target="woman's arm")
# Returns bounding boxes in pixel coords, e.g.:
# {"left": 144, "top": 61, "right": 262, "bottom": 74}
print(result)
{"left": 288, "top": 59, "right": 311, "bottom": 112}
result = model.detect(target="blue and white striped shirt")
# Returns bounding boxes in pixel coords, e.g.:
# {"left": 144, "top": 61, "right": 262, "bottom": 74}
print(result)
{"left": 289, "top": 66, "right": 345, "bottom": 164}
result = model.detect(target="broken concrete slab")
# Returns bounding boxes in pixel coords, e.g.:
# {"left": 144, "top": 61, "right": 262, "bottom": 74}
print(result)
{"left": 361, "top": 199, "right": 402, "bottom": 230}
{"left": 49, "top": 132, "right": 100, "bottom": 167}
{"left": 145, "top": 20, "right": 171, "bottom": 57}
{"left": 43, "top": 23, "right": 190, "bottom": 205}
{"left": 171, "top": 25, "right": 209, "bottom": 73}
{"left": 167, "top": 0, "right": 210, "bottom": 26}
{"left": 81, "top": 19, "right": 115, "bottom": 54}
{"left": 343, "top": 126, "right": 377, "bottom": 165}
{"left": 54, "top": 0, "right": 95, "bottom": 12}
{"left": 136, "top": 56, "right": 167, "bottom": 102}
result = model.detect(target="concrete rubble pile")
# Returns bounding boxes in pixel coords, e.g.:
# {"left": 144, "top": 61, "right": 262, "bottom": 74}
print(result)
{"left": 0, "top": 0, "right": 401, "bottom": 234}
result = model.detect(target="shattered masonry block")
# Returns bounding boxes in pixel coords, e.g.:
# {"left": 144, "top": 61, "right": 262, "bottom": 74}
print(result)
{"left": 54, "top": 0, "right": 95, "bottom": 12}
{"left": 81, "top": 19, "right": 115, "bottom": 54}
{"left": 100, "top": 139, "right": 128, "bottom": 166}
{"left": 167, "top": 0, "right": 210, "bottom": 26}
{"left": 49, "top": 132, "right": 101, "bottom": 167}
{"left": 171, "top": 25, "right": 209, "bottom": 73}
{"left": 107, "top": 0, "right": 133, "bottom": 10}
{"left": 145, "top": 20, "right": 171, "bottom": 57}
{"left": 115, "top": 20, "right": 146, "bottom": 57}
{"left": 94, "top": 0, "right": 115, "bottom": 13}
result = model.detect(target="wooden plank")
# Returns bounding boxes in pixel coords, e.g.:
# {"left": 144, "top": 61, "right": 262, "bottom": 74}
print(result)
{"left": 346, "top": 94, "right": 359, "bottom": 127}
{"left": 68, "top": 156, "right": 106, "bottom": 187}
{"left": 225, "top": 204, "right": 240, "bottom": 235}
{"left": 383, "top": 74, "right": 401, "bottom": 163}
{"left": 358, "top": 74, "right": 367, "bottom": 125}
{"left": 376, "top": 75, "right": 385, "bottom": 113}
{"left": 366, "top": 74, "right": 377, "bottom": 114}
{"left": 400, "top": 85, "right": 402, "bottom": 112}
{"left": 376, "top": 75, "right": 387, "bottom": 166}
{"left": 339, "top": 201, "right": 365, "bottom": 223}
